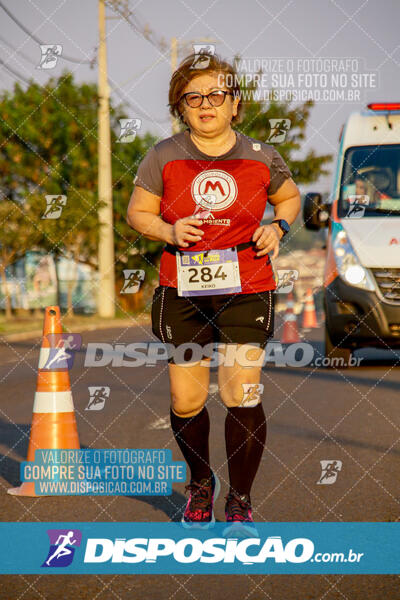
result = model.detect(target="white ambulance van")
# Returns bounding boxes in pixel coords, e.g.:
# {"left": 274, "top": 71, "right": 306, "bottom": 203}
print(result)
{"left": 303, "top": 103, "right": 400, "bottom": 365}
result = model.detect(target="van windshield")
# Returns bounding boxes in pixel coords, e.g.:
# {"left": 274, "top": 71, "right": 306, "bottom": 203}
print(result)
{"left": 338, "top": 144, "right": 400, "bottom": 218}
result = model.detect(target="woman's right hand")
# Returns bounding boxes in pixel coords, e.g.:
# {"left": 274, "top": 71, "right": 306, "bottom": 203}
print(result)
{"left": 171, "top": 216, "right": 204, "bottom": 247}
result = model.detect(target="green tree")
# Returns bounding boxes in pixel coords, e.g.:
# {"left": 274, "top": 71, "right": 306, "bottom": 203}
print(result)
{"left": 110, "top": 128, "right": 159, "bottom": 311}
{"left": 0, "top": 72, "right": 103, "bottom": 314}
{"left": 0, "top": 71, "right": 159, "bottom": 314}
{"left": 29, "top": 190, "right": 103, "bottom": 315}
{"left": 0, "top": 199, "right": 41, "bottom": 318}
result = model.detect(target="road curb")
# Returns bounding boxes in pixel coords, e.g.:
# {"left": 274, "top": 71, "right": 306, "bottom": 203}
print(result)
{"left": 1, "top": 315, "right": 151, "bottom": 343}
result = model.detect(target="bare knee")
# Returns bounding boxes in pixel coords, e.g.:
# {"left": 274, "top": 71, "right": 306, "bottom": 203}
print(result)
{"left": 169, "top": 361, "right": 210, "bottom": 417}
{"left": 171, "top": 388, "right": 208, "bottom": 417}
{"left": 218, "top": 346, "right": 264, "bottom": 408}
{"left": 219, "top": 381, "right": 246, "bottom": 408}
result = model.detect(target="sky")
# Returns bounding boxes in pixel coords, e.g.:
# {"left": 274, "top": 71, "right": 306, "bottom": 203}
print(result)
{"left": 1, "top": 0, "right": 399, "bottom": 193}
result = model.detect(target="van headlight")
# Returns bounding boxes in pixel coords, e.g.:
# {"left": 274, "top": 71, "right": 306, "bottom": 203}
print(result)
{"left": 332, "top": 227, "right": 375, "bottom": 291}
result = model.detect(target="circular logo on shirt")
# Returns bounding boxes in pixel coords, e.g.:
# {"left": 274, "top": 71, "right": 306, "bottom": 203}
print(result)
{"left": 191, "top": 170, "right": 238, "bottom": 212}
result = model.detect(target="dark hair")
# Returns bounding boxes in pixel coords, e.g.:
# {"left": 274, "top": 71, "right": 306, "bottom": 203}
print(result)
{"left": 168, "top": 52, "right": 243, "bottom": 125}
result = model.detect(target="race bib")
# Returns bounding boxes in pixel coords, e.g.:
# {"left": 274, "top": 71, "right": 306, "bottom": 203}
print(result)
{"left": 176, "top": 247, "right": 242, "bottom": 296}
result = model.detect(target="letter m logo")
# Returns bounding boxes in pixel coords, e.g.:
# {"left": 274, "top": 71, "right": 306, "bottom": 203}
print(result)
{"left": 204, "top": 180, "right": 225, "bottom": 196}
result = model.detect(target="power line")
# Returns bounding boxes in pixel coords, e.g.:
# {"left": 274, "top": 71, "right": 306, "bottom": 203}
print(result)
{"left": 118, "top": 54, "right": 165, "bottom": 87}
{"left": 109, "top": 81, "right": 170, "bottom": 124}
{"left": 0, "top": 57, "right": 31, "bottom": 85}
{"left": 0, "top": 35, "right": 169, "bottom": 123}
{"left": 0, "top": 33, "right": 38, "bottom": 67}
{"left": 0, "top": 1, "right": 96, "bottom": 66}
{"left": 104, "top": 1, "right": 168, "bottom": 54}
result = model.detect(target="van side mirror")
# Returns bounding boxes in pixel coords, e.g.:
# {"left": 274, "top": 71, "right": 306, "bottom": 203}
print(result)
{"left": 303, "top": 193, "right": 330, "bottom": 230}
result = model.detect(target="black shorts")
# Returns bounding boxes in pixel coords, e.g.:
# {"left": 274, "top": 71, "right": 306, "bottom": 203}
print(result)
{"left": 151, "top": 286, "right": 275, "bottom": 364}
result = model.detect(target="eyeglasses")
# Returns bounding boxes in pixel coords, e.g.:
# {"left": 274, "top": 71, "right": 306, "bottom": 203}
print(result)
{"left": 179, "top": 90, "right": 234, "bottom": 108}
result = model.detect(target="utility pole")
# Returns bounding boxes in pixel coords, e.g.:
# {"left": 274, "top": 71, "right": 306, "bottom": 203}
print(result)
{"left": 97, "top": 0, "right": 115, "bottom": 317}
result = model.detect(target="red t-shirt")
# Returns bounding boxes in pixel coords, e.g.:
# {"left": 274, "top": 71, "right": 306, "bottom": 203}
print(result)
{"left": 134, "top": 129, "right": 292, "bottom": 293}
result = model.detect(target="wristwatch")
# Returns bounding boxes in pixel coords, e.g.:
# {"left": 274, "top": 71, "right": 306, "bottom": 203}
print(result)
{"left": 272, "top": 219, "right": 290, "bottom": 238}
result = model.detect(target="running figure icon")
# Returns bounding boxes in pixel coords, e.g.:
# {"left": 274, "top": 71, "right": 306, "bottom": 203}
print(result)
{"left": 43, "top": 335, "right": 78, "bottom": 370}
{"left": 45, "top": 531, "right": 77, "bottom": 566}
{"left": 317, "top": 460, "right": 343, "bottom": 485}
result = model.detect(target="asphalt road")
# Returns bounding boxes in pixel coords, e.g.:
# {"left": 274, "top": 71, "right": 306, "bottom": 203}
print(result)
{"left": 0, "top": 318, "right": 399, "bottom": 599}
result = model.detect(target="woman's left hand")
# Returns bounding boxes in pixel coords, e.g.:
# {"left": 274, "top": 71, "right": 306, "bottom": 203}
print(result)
{"left": 252, "top": 224, "right": 281, "bottom": 259}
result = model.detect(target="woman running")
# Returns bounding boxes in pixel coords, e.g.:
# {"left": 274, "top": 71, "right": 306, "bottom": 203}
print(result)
{"left": 127, "top": 52, "right": 301, "bottom": 532}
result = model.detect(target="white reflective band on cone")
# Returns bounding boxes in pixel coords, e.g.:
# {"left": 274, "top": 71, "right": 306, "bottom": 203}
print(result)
{"left": 33, "top": 391, "right": 74, "bottom": 413}
{"left": 285, "top": 314, "right": 297, "bottom": 321}
{"left": 38, "top": 347, "right": 50, "bottom": 369}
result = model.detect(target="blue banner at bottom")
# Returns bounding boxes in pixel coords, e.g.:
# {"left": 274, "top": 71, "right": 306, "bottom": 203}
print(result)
{"left": 0, "top": 522, "right": 398, "bottom": 574}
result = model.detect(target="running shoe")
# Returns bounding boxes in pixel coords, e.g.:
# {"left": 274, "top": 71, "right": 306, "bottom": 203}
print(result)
{"left": 223, "top": 491, "right": 259, "bottom": 537}
{"left": 181, "top": 471, "right": 220, "bottom": 529}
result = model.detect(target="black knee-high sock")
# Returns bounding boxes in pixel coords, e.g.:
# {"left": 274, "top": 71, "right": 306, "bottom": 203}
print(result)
{"left": 225, "top": 403, "right": 267, "bottom": 497}
{"left": 170, "top": 406, "right": 211, "bottom": 482}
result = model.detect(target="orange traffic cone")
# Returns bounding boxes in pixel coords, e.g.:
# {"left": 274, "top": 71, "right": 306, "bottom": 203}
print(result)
{"left": 281, "top": 293, "right": 300, "bottom": 343}
{"left": 7, "top": 306, "right": 80, "bottom": 497}
{"left": 302, "top": 288, "right": 318, "bottom": 329}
